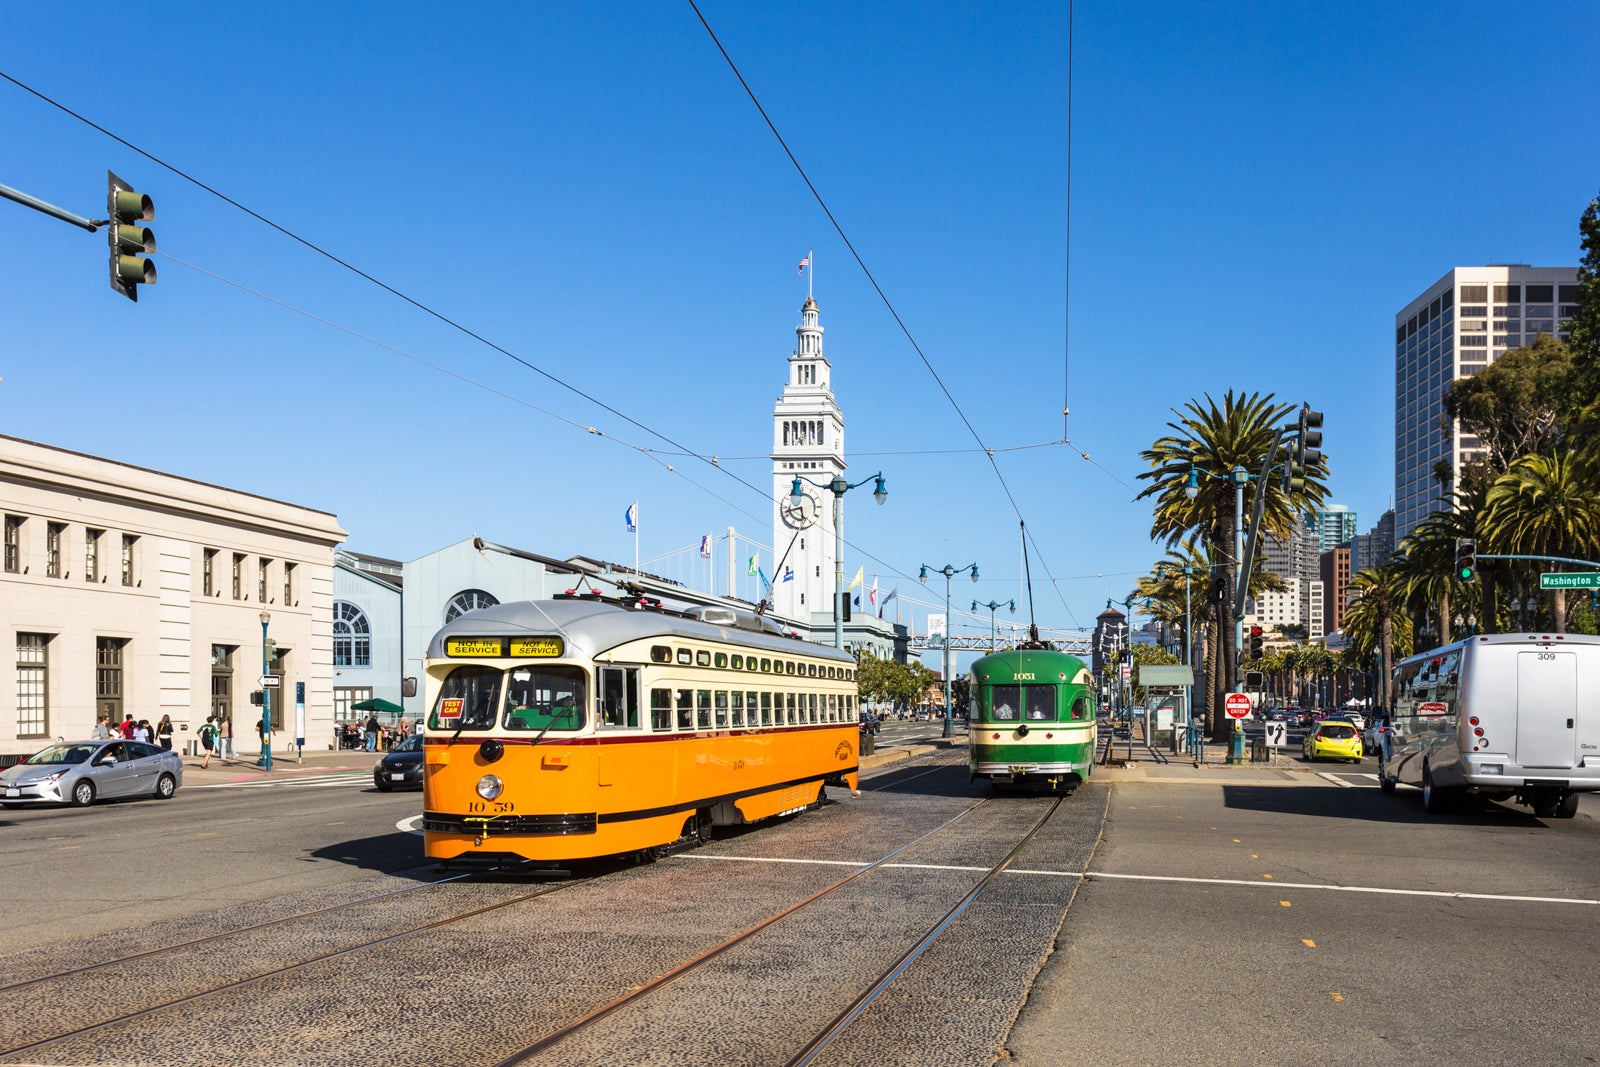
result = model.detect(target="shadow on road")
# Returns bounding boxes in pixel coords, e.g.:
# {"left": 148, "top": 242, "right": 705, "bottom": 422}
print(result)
{"left": 1221, "top": 783, "right": 1553, "bottom": 828}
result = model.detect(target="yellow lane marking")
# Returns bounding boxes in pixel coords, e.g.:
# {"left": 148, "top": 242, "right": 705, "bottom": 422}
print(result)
{"left": 1302, "top": 939, "right": 1316, "bottom": 947}
{"left": 57, "top": 845, "right": 80, "bottom": 851}
{"left": 1233, "top": 838, "right": 1242, "bottom": 843}
{"left": 1250, "top": 853, "right": 1259, "bottom": 858}
{"left": 1330, "top": 992, "right": 1344, "bottom": 1001}
{"left": 1279, "top": 901, "right": 1291, "bottom": 907}
{"left": 195, "top": 831, "right": 216, "bottom": 837}
{"left": 1262, "top": 873, "right": 1273, "bottom": 879}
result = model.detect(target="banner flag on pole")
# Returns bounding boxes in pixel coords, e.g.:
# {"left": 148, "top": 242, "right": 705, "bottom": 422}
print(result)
{"left": 699, "top": 534, "right": 712, "bottom": 559}
{"left": 847, "top": 567, "right": 864, "bottom": 591}
{"left": 782, "top": 567, "right": 794, "bottom": 582}
{"left": 879, "top": 586, "right": 897, "bottom": 618}
{"left": 797, "top": 252, "right": 810, "bottom": 276}
{"left": 624, "top": 502, "right": 637, "bottom": 533}
{"left": 869, "top": 576, "right": 879, "bottom": 608}
{"left": 747, "top": 554, "right": 758, "bottom": 576}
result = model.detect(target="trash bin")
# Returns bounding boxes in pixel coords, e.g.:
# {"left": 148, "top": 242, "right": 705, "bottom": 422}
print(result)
{"left": 860, "top": 729, "right": 876, "bottom": 756}
{"left": 1251, "top": 738, "right": 1269, "bottom": 762}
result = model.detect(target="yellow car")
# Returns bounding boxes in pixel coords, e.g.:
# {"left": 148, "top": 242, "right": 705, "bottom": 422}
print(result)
{"left": 1303, "top": 719, "right": 1363, "bottom": 763}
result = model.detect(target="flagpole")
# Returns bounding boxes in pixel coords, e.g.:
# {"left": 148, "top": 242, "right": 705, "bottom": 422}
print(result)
{"left": 807, "top": 249, "right": 813, "bottom": 299}
{"left": 633, "top": 502, "right": 639, "bottom": 576}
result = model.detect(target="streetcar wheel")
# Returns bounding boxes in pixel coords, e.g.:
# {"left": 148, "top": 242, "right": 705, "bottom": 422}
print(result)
{"left": 810, "top": 784, "right": 827, "bottom": 811}
{"left": 154, "top": 773, "right": 176, "bottom": 800}
{"left": 71, "top": 779, "right": 96, "bottom": 807}
{"left": 690, "top": 809, "right": 713, "bottom": 845}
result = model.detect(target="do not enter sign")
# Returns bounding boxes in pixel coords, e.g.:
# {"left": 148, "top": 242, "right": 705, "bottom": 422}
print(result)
{"left": 1225, "top": 693, "right": 1252, "bottom": 719}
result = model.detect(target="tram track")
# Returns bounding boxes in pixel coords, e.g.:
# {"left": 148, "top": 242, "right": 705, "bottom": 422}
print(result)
{"left": 0, "top": 867, "right": 596, "bottom": 1060}
{"left": 489, "top": 792, "right": 1068, "bottom": 1067}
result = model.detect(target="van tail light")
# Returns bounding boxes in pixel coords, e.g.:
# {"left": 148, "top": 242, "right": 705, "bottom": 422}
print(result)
{"left": 1468, "top": 716, "right": 1480, "bottom": 726}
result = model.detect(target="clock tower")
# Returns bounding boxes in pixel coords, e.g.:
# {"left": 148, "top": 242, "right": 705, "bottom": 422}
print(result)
{"left": 771, "top": 295, "right": 845, "bottom": 625}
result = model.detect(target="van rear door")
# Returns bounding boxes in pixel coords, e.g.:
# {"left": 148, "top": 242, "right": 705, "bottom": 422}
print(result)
{"left": 1516, "top": 650, "right": 1577, "bottom": 769}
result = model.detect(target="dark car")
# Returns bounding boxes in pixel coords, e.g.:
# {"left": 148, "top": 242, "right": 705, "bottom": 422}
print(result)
{"left": 858, "top": 711, "right": 881, "bottom": 736}
{"left": 374, "top": 733, "right": 424, "bottom": 791}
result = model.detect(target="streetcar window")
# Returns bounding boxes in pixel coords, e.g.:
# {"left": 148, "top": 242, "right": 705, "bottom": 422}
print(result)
{"left": 503, "top": 666, "right": 586, "bottom": 731}
{"left": 990, "top": 685, "right": 1021, "bottom": 721}
{"left": 786, "top": 662, "right": 796, "bottom": 676}
{"left": 697, "top": 690, "right": 712, "bottom": 730}
{"left": 732, "top": 655, "right": 744, "bottom": 670}
{"left": 715, "top": 690, "right": 729, "bottom": 728}
{"left": 1070, "top": 695, "right": 1090, "bottom": 721}
{"left": 676, "top": 689, "right": 694, "bottom": 731}
{"left": 760, "top": 658, "right": 771, "bottom": 673}
{"left": 677, "top": 649, "right": 692, "bottom": 665}
{"left": 431, "top": 666, "right": 502, "bottom": 730}
{"left": 599, "top": 667, "right": 638, "bottom": 728}
{"left": 786, "top": 692, "right": 797, "bottom": 725}
{"left": 651, "top": 688, "right": 672, "bottom": 731}
{"left": 650, "top": 645, "right": 672, "bottom": 664}
{"left": 697, "top": 650, "right": 712, "bottom": 667}
{"left": 715, "top": 653, "right": 728, "bottom": 669}
{"left": 827, "top": 693, "right": 837, "bottom": 720}
{"left": 808, "top": 693, "right": 819, "bottom": 723}
{"left": 746, "top": 659, "right": 758, "bottom": 673}
{"left": 1024, "top": 685, "right": 1056, "bottom": 721}
{"left": 731, "top": 691, "right": 744, "bottom": 727}
{"left": 760, "top": 691, "right": 772, "bottom": 726}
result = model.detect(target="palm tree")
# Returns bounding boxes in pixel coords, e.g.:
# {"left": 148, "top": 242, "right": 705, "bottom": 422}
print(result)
{"left": 1138, "top": 390, "right": 1329, "bottom": 739}
{"left": 1480, "top": 450, "right": 1600, "bottom": 632}
{"left": 1397, "top": 509, "right": 1476, "bottom": 645}
{"left": 1343, "top": 565, "right": 1414, "bottom": 710}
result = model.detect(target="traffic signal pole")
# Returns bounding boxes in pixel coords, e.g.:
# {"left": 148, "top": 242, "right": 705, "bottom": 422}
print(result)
{"left": 1, "top": 172, "right": 156, "bottom": 300}
{"left": 0, "top": 180, "right": 102, "bottom": 231}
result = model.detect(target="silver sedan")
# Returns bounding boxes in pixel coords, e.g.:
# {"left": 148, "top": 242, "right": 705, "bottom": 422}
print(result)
{"left": 1, "top": 740, "right": 184, "bottom": 808}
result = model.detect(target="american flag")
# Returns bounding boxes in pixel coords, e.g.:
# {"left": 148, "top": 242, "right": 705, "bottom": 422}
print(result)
{"left": 797, "top": 253, "right": 810, "bottom": 276}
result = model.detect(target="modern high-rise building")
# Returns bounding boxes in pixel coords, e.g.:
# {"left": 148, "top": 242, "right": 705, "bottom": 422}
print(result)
{"left": 1307, "top": 505, "right": 1358, "bottom": 553}
{"left": 1353, "top": 509, "right": 1395, "bottom": 574}
{"left": 1395, "top": 266, "right": 1579, "bottom": 542}
{"left": 1320, "top": 544, "right": 1352, "bottom": 637}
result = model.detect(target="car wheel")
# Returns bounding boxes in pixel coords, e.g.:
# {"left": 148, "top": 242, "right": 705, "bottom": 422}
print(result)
{"left": 71, "top": 779, "right": 96, "bottom": 807}
{"left": 1378, "top": 762, "right": 1396, "bottom": 793}
{"left": 1422, "top": 767, "right": 1452, "bottom": 814}
{"left": 375, "top": 777, "right": 393, "bottom": 793}
{"left": 1555, "top": 792, "right": 1580, "bottom": 819}
{"left": 154, "top": 773, "right": 177, "bottom": 800}
{"left": 1531, "top": 789, "right": 1560, "bottom": 818}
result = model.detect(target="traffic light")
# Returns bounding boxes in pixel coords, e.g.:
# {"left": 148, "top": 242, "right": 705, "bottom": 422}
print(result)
{"left": 107, "top": 170, "right": 155, "bottom": 301}
{"left": 1249, "top": 625, "right": 1264, "bottom": 659}
{"left": 839, "top": 590, "right": 852, "bottom": 622}
{"left": 250, "top": 690, "right": 265, "bottom": 706}
{"left": 1283, "top": 406, "right": 1324, "bottom": 492}
{"left": 1455, "top": 538, "right": 1477, "bottom": 582}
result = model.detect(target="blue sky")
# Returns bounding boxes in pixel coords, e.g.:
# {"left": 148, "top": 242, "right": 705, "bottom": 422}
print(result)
{"left": 4, "top": 1, "right": 1598, "bottom": 651}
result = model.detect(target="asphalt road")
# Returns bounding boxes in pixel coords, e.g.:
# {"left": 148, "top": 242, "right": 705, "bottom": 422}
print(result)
{"left": 5, "top": 747, "right": 1599, "bottom": 1065}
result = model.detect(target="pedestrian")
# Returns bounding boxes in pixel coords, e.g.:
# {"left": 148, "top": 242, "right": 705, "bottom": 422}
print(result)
{"left": 134, "top": 718, "right": 153, "bottom": 743}
{"left": 198, "top": 715, "right": 218, "bottom": 768}
{"left": 364, "top": 713, "right": 380, "bottom": 753}
{"left": 120, "top": 714, "right": 136, "bottom": 739}
{"left": 157, "top": 714, "right": 174, "bottom": 751}
{"left": 219, "top": 715, "right": 235, "bottom": 759}
{"left": 91, "top": 715, "right": 111, "bottom": 741}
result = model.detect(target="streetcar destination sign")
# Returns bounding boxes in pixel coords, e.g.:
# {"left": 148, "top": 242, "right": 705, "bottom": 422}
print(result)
{"left": 1540, "top": 572, "right": 1600, "bottom": 589}
{"left": 445, "top": 636, "right": 565, "bottom": 658}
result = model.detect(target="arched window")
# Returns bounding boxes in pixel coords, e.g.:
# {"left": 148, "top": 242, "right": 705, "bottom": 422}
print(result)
{"left": 445, "top": 589, "right": 499, "bottom": 623}
{"left": 333, "top": 600, "right": 371, "bottom": 667}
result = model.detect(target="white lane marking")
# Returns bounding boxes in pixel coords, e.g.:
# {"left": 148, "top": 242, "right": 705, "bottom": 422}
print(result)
{"left": 1087, "top": 871, "right": 1600, "bottom": 907}
{"left": 397, "top": 815, "right": 424, "bottom": 836}
{"left": 675, "top": 854, "right": 1600, "bottom": 906}
{"left": 1318, "top": 772, "right": 1354, "bottom": 788}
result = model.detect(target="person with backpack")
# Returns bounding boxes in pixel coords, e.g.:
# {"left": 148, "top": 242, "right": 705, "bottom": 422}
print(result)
{"left": 198, "top": 715, "right": 219, "bottom": 768}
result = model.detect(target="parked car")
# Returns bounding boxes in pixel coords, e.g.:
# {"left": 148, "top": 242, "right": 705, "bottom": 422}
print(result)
{"left": 1303, "top": 719, "right": 1363, "bottom": 763}
{"left": 374, "top": 732, "right": 425, "bottom": 791}
{"left": 1363, "top": 714, "right": 1389, "bottom": 757}
{"left": 1343, "top": 710, "right": 1367, "bottom": 732}
{"left": 1, "top": 740, "right": 183, "bottom": 807}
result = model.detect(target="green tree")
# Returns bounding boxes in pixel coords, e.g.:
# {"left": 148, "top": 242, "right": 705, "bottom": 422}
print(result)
{"left": 1441, "top": 334, "right": 1575, "bottom": 477}
{"left": 1568, "top": 188, "right": 1600, "bottom": 397}
{"left": 1138, "top": 391, "right": 1328, "bottom": 740}
{"left": 1481, "top": 450, "right": 1600, "bottom": 632}
{"left": 1343, "top": 565, "right": 1414, "bottom": 710}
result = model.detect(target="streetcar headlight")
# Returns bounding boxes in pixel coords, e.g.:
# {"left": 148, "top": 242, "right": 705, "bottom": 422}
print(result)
{"left": 476, "top": 774, "right": 504, "bottom": 800}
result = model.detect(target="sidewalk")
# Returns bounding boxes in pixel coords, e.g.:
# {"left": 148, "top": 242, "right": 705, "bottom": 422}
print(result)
{"left": 180, "top": 746, "right": 382, "bottom": 785}
{"left": 1092, "top": 725, "right": 1321, "bottom": 786}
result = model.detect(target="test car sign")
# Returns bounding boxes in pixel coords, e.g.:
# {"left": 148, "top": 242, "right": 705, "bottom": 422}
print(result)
{"left": 1225, "top": 693, "right": 1252, "bottom": 719}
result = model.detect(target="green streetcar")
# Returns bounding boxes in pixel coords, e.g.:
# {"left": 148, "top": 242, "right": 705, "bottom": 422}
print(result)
{"left": 969, "top": 644, "right": 1098, "bottom": 792}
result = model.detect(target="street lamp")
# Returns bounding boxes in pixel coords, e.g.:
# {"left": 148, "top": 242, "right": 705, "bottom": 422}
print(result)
{"left": 258, "top": 610, "right": 272, "bottom": 772}
{"left": 920, "top": 561, "right": 978, "bottom": 737}
{"left": 972, "top": 598, "right": 1015, "bottom": 652}
{"left": 790, "top": 472, "right": 887, "bottom": 649}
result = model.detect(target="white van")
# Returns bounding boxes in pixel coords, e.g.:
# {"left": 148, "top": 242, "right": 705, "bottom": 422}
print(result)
{"left": 1380, "top": 633, "right": 1600, "bottom": 817}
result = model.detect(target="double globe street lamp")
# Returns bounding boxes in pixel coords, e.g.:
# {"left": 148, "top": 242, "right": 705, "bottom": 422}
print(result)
{"left": 972, "top": 598, "right": 1015, "bottom": 652}
{"left": 789, "top": 472, "right": 887, "bottom": 650}
{"left": 921, "top": 562, "right": 978, "bottom": 738}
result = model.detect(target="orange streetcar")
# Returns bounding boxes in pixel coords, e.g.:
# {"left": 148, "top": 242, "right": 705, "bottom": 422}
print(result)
{"left": 420, "top": 592, "right": 863, "bottom": 867}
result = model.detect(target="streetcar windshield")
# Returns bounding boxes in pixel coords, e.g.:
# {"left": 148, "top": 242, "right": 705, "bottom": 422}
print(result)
{"left": 986, "top": 684, "right": 1058, "bottom": 722}
{"left": 504, "top": 666, "right": 587, "bottom": 732}
{"left": 431, "top": 666, "right": 502, "bottom": 730}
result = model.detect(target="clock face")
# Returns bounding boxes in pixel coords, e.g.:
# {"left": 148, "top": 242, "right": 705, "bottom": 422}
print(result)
{"left": 782, "top": 492, "right": 819, "bottom": 529}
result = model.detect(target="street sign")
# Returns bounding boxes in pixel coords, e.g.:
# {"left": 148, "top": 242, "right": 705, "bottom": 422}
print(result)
{"left": 1225, "top": 692, "right": 1252, "bottom": 719}
{"left": 1264, "top": 721, "right": 1287, "bottom": 747}
{"left": 259, "top": 675, "right": 281, "bottom": 688}
{"left": 1540, "top": 572, "right": 1600, "bottom": 589}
